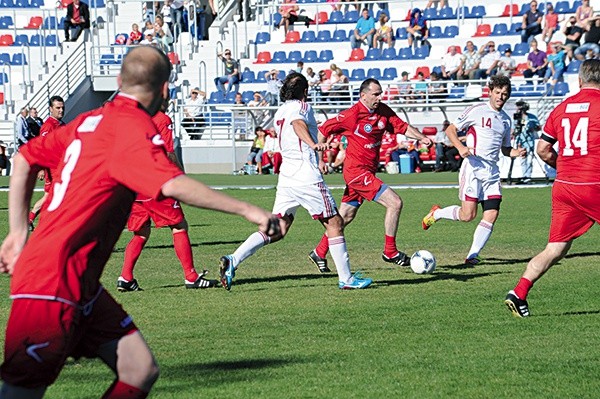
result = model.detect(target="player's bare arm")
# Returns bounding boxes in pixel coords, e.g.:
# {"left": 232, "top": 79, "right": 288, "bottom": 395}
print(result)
{"left": 502, "top": 146, "right": 527, "bottom": 158}
{"left": 0, "top": 154, "right": 40, "bottom": 274}
{"left": 317, "top": 131, "right": 330, "bottom": 174}
{"left": 536, "top": 137, "right": 557, "bottom": 168}
{"left": 405, "top": 125, "right": 432, "bottom": 146}
{"left": 291, "top": 119, "right": 328, "bottom": 151}
{"left": 446, "top": 123, "right": 471, "bottom": 158}
{"left": 161, "top": 175, "right": 280, "bottom": 236}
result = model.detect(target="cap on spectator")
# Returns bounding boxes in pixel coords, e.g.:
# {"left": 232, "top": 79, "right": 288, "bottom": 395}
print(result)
{"left": 143, "top": 29, "right": 153, "bottom": 36}
{"left": 401, "top": 71, "right": 409, "bottom": 76}
{"left": 191, "top": 87, "right": 201, "bottom": 94}
{"left": 504, "top": 48, "right": 512, "bottom": 54}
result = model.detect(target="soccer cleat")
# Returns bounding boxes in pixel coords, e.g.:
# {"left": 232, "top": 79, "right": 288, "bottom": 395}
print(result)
{"left": 382, "top": 251, "right": 411, "bottom": 267}
{"left": 117, "top": 277, "right": 142, "bottom": 292}
{"left": 339, "top": 271, "right": 373, "bottom": 289}
{"left": 219, "top": 255, "right": 236, "bottom": 291}
{"left": 308, "top": 250, "right": 331, "bottom": 273}
{"left": 28, "top": 222, "right": 35, "bottom": 232}
{"left": 185, "top": 270, "right": 218, "bottom": 289}
{"left": 422, "top": 205, "right": 441, "bottom": 230}
{"left": 505, "top": 290, "right": 530, "bottom": 318}
{"left": 464, "top": 256, "right": 483, "bottom": 266}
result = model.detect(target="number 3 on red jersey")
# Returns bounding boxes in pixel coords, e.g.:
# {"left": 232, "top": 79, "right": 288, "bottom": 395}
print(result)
{"left": 47, "top": 139, "right": 82, "bottom": 211}
{"left": 561, "top": 117, "right": 589, "bottom": 157}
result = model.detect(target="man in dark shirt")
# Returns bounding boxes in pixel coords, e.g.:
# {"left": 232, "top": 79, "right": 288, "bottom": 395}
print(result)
{"left": 523, "top": 39, "right": 547, "bottom": 85}
{"left": 520, "top": 0, "right": 543, "bottom": 44}
{"left": 25, "top": 108, "right": 43, "bottom": 139}
{"left": 214, "top": 49, "right": 240, "bottom": 95}
{"left": 64, "top": 0, "right": 90, "bottom": 42}
{"left": 575, "top": 15, "right": 600, "bottom": 60}
{"left": 563, "top": 16, "right": 584, "bottom": 59}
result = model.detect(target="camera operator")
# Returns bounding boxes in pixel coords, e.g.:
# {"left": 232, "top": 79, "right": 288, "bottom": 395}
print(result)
{"left": 513, "top": 100, "right": 541, "bottom": 183}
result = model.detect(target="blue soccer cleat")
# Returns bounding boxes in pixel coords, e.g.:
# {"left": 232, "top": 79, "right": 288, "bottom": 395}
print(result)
{"left": 219, "top": 255, "right": 236, "bottom": 291}
{"left": 338, "top": 271, "right": 373, "bottom": 290}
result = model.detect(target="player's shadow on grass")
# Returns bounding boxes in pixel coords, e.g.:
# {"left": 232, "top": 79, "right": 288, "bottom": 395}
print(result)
{"left": 378, "top": 271, "right": 506, "bottom": 286}
{"left": 154, "top": 273, "right": 335, "bottom": 290}
{"left": 535, "top": 309, "right": 600, "bottom": 318}
{"left": 473, "top": 252, "right": 600, "bottom": 266}
{"left": 112, "top": 240, "right": 245, "bottom": 253}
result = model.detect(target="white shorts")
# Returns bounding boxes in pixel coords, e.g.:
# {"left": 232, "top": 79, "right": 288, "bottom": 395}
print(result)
{"left": 459, "top": 156, "right": 502, "bottom": 202}
{"left": 273, "top": 182, "right": 338, "bottom": 220}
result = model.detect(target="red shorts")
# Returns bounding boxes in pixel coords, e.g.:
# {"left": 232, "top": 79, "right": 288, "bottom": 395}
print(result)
{"left": 341, "top": 171, "right": 385, "bottom": 205}
{"left": 549, "top": 182, "right": 600, "bottom": 243}
{"left": 1, "top": 290, "right": 137, "bottom": 388}
{"left": 127, "top": 198, "right": 185, "bottom": 232}
{"left": 43, "top": 169, "right": 52, "bottom": 193}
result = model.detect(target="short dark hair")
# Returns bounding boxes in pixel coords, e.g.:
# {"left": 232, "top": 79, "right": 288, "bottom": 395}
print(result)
{"left": 255, "top": 126, "right": 263, "bottom": 133}
{"left": 430, "top": 72, "right": 439, "bottom": 79}
{"left": 49, "top": 95, "right": 64, "bottom": 107}
{"left": 487, "top": 75, "right": 511, "bottom": 96}
{"left": 359, "top": 78, "right": 381, "bottom": 93}
{"left": 580, "top": 59, "right": 600, "bottom": 86}
{"left": 280, "top": 72, "right": 308, "bottom": 102}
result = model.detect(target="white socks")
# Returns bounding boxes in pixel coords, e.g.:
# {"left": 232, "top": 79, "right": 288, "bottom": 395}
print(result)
{"left": 328, "top": 236, "right": 352, "bottom": 283}
{"left": 232, "top": 231, "right": 271, "bottom": 268}
{"left": 434, "top": 205, "right": 461, "bottom": 221}
{"left": 467, "top": 220, "right": 494, "bottom": 259}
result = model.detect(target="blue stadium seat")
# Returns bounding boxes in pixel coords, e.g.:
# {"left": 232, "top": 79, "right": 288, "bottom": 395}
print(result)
{"left": 443, "top": 25, "right": 458, "bottom": 38}
{"left": 30, "top": 0, "right": 43, "bottom": 6}
{"left": 89, "top": 0, "right": 106, "bottom": 7}
{"left": 569, "top": 1, "right": 581, "bottom": 13}
{"left": 11, "top": 53, "right": 26, "bottom": 65}
{"left": 423, "top": 8, "right": 438, "bottom": 20}
{"left": 300, "top": 30, "right": 316, "bottom": 42}
{"left": 304, "top": 50, "right": 318, "bottom": 62}
{"left": 0, "top": 16, "right": 13, "bottom": 28}
{"left": 471, "top": 5, "right": 486, "bottom": 18}
{"left": 224, "top": 92, "right": 237, "bottom": 104}
{"left": 513, "top": 42, "right": 529, "bottom": 55}
{"left": 518, "top": 84, "right": 538, "bottom": 97}
{"left": 0, "top": 0, "right": 15, "bottom": 7}
{"left": 241, "top": 70, "right": 255, "bottom": 83}
{"left": 398, "top": 47, "right": 413, "bottom": 60}
{"left": 366, "top": 68, "right": 381, "bottom": 80}
{"left": 209, "top": 91, "right": 225, "bottom": 104}
{"left": 457, "top": 6, "right": 471, "bottom": 18}
{"left": 255, "top": 32, "right": 270, "bottom": 44}
{"left": 491, "top": 23, "right": 508, "bottom": 36}
{"left": 270, "top": 12, "right": 282, "bottom": 28}
{"left": 29, "top": 34, "right": 42, "bottom": 46}
{"left": 331, "top": 29, "right": 345, "bottom": 42}
{"left": 553, "top": 82, "right": 569, "bottom": 96}
{"left": 428, "top": 26, "right": 442, "bottom": 38}
{"left": 341, "top": 68, "right": 349, "bottom": 78}
{"left": 14, "top": 0, "right": 28, "bottom": 6}
{"left": 375, "top": 9, "right": 389, "bottom": 20}
{"left": 508, "top": 22, "right": 521, "bottom": 35}
{"left": 395, "top": 27, "right": 408, "bottom": 40}
{"left": 43, "top": 16, "right": 57, "bottom": 29}
{"left": 241, "top": 90, "right": 254, "bottom": 103}
{"left": 432, "top": 66, "right": 442, "bottom": 75}
{"left": 256, "top": 70, "right": 268, "bottom": 83}
{"left": 381, "top": 47, "right": 397, "bottom": 60}
{"left": 383, "top": 67, "right": 397, "bottom": 80}
{"left": 13, "top": 34, "right": 28, "bottom": 46}
{"left": 413, "top": 46, "right": 430, "bottom": 59}
{"left": 99, "top": 54, "right": 117, "bottom": 65}
{"left": 343, "top": 10, "right": 359, "bottom": 23}
{"left": 0, "top": 53, "right": 10, "bottom": 65}
{"left": 318, "top": 49, "right": 333, "bottom": 62}
{"left": 329, "top": 10, "right": 343, "bottom": 23}
{"left": 350, "top": 68, "right": 366, "bottom": 81}
{"left": 448, "top": 86, "right": 465, "bottom": 99}
{"left": 554, "top": 0, "right": 570, "bottom": 13}
{"left": 45, "top": 34, "right": 58, "bottom": 46}
{"left": 566, "top": 59, "right": 582, "bottom": 74}
{"left": 287, "top": 50, "right": 302, "bottom": 63}
{"left": 439, "top": 6, "right": 455, "bottom": 19}
{"left": 317, "top": 30, "right": 332, "bottom": 42}
{"left": 518, "top": 3, "right": 530, "bottom": 16}
{"left": 364, "top": 48, "right": 381, "bottom": 61}
{"left": 497, "top": 43, "right": 511, "bottom": 53}
{"left": 277, "top": 70, "right": 286, "bottom": 80}
{"left": 271, "top": 51, "right": 287, "bottom": 63}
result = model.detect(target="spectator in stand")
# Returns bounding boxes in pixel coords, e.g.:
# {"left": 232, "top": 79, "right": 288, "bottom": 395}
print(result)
{"left": 154, "top": 15, "right": 173, "bottom": 49}
{"left": 170, "top": 0, "right": 185, "bottom": 41}
{"left": 323, "top": 134, "right": 344, "bottom": 173}
{"left": 390, "top": 134, "right": 423, "bottom": 173}
{"left": 520, "top": 0, "right": 543, "bottom": 44}
{"left": 64, "top": 0, "right": 90, "bottom": 42}
{"left": 305, "top": 67, "right": 320, "bottom": 100}
{"left": 575, "top": 0, "right": 594, "bottom": 28}
{"left": 295, "top": 61, "right": 304, "bottom": 74}
{"left": 161, "top": 0, "right": 173, "bottom": 31}
{"left": 341, "top": 0, "right": 359, "bottom": 12}
{"left": 140, "top": 29, "right": 158, "bottom": 46}
{"left": 413, "top": 71, "right": 427, "bottom": 102}
{"left": 434, "top": 120, "right": 466, "bottom": 172}
{"left": 214, "top": 49, "right": 240, "bottom": 95}
{"left": 261, "top": 127, "right": 282, "bottom": 174}
{"left": 317, "top": 70, "right": 330, "bottom": 102}
{"left": 428, "top": 72, "right": 448, "bottom": 100}
{"left": 278, "top": 0, "right": 313, "bottom": 35}
{"left": 245, "top": 127, "right": 266, "bottom": 174}
{"left": 441, "top": 45, "right": 462, "bottom": 80}
{"left": 523, "top": 39, "right": 548, "bottom": 85}
{"left": 459, "top": 41, "right": 481, "bottom": 81}
{"left": 574, "top": 16, "right": 600, "bottom": 61}
{"left": 542, "top": 4, "right": 560, "bottom": 44}
{"left": 396, "top": 71, "right": 414, "bottom": 104}
{"left": 350, "top": 8, "right": 376, "bottom": 49}
{"left": 26, "top": 108, "right": 43, "bottom": 139}
{"left": 126, "top": 23, "right": 142, "bottom": 45}
{"left": 407, "top": 8, "right": 428, "bottom": 49}
{"left": 545, "top": 42, "right": 567, "bottom": 93}
{"left": 563, "top": 15, "right": 584, "bottom": 60}
{"left": 182, "top": 87, "right": 206, "bottom": 140}
{"left": 329, "top": 64, "right": 350, "bottom": 106}
{"left": 248, "top": 91, "right": 266, "bottom": 107}
{"left": 497, "top": 47, "right": 517, "bottom": 77}
{"left": 426, "top": 0, "right": 446, "bottom": 9}
{"left": 264, "top": 69, "right": 282, "bottom": 106}
{"left": 373, "top": 13, "right": 394, "bottom": 49}
{"left": 15, "top": 107, "right": 31, "bottom": 148}
{"left": 474, "top": 41, "right": 500, "bottom": 79}
{"left": 0, "top": 141, "right": 7, "bottom": 176}
{"left": 168, "top": 67, "right": 178, "bottom": 102}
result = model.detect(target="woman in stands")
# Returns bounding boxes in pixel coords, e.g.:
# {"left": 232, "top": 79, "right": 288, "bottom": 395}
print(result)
{"left": 374, "top": 13, "right": 394, "bottom": 49}
{"left": 575, "top": 0, "right": 594, "bottom": 28}
{"left": 407, "top": 8, "right": 428, "bottom": 49}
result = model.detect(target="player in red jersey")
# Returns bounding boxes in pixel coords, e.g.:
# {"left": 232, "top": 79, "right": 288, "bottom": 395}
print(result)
{"left": 27, "top": 95, "right": 65, "bottom": 231}
{"left": 0, "top": 46, "right": 279, "bottom": 398}
{"left": 117, "top": 105, "right": 218, "bottom": 291}
{"left": 309, "top": 78, "right": 432, "bottom": 271}
{"left": 505, "top": 59, "right": 600, "bottom": 318}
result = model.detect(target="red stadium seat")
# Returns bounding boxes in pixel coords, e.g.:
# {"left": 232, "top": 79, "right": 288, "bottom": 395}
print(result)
{"left": 323, "top": 69, "right": 332, "bottom": 79}
{"left": 501, "top": 4, "right": 519, "bottom": 17}
{"left": 422, "top": 126, "right": 437, "bottom": 135}
{"left": 59, "top": 0, "right": 73, "bottom": 8}
{"left": 448, "top": 45, "right": 461, "bottom": 54}
{"left": 283, "top": 31, "right": 300, "bottom": 43}
{"left": 347, "top": 48, "right": 365, "bottom": 61}
{"left": 482, "top": 86, "right": 489, "bottom": 98}
{"left": 313, "top": 11, "right": 328, "bottom": 24}
{"left": 0, "top": 92, "right": 4, "bottom": 104}
{"left": 25, "top": 16, "right": 43, "bottom": 29}
{"left": 254, "top": 51, "right": 272, "bottom": 64}
{"left": 473, "top": 24, "right": 491, "bottom": 37}
{"left": 513, "top": 62, "right": 528, "bottom": 76}
{"left": 167, "top": 52, "right": 180, "bottom": 65}
{"left": 413, "top": 66, "right": 430, "bottom": 79}
{"left": 382, "top": 86, "right": 399, "bottom": 101}
{"left": 0, "top": 35, "right": 14, "bottom": 46}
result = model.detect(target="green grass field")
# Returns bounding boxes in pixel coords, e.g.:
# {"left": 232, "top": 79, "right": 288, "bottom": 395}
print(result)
{"left": 1, "top": 173, "right": 600, "bottom": 398}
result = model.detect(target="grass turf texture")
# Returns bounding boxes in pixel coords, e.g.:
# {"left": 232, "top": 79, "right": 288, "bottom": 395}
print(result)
{"left": 1, "top": 175, "right": 600, "bottom": 398}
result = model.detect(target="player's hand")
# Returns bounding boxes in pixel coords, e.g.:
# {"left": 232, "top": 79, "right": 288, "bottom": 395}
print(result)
{"left": 0, "top": 232, "right": 27, "bottom": 275}
{"left": 420, "top": 137, "right": 432, "bottom": 147}
{"left": 37, "top": 170, "right": 45, "bottom": 181}
{"left": 319, "top": 160, "right": 329, "bottom": 174}
{"left": 312, "top": 142, "right": 329, "bottom": 152}
{"left": 459, "top": 146, "right": 473, "bottom": 158}
{"left": 512, "top": 146, "right": 527, "bottom": 158}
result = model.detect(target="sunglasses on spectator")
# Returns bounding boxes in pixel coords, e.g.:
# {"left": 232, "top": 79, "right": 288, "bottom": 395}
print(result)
{"left": 224, "top": 52, "right": 231, "bottom": 55}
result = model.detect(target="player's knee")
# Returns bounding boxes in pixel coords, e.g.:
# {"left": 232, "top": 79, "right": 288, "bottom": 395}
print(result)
{"left": 119, "top": 357, "right": 159, "bottom": 389}
{"left": 459, "top": 208, "right": 477, "bottom": 222}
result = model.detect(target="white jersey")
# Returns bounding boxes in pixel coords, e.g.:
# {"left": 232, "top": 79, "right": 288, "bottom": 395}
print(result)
{"left": 275, "top": 100, "right": 323, "bottom": 187}
{"left": 453, "top": 102, "right": 512, "bottom": 164}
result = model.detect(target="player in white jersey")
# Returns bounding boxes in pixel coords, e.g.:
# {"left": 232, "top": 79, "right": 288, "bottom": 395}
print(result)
{"left": 421, "top": 75, "right": 526, "bottom": 265}
{"left": 218, "top": 73, "right": 372, "bottom": 290}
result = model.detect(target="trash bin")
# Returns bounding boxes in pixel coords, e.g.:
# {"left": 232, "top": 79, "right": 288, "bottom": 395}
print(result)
{"left": 399, "top": 154, "right": 413, "bottom": 174}
{"left": 385, "top": 161, "right": 399, "bottom": 174}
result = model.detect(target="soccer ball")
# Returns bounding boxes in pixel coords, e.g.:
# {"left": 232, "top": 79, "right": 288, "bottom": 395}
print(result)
{"left": 410, "top": 250, "right": 436, "bottom": 274}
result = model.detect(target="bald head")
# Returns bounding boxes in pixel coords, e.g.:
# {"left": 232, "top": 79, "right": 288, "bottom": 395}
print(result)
{"left": 120, "top": 46, "right": 171, "bottom": 96}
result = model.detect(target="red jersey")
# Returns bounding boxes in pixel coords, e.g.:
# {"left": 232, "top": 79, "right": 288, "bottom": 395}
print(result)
{"left": 13, "top": 94, "right": 183, "bottom": 304}
{"left": 319, "top": 101, "right": 408, "bottom": 178}
{"left": 40, "top": 116, "right": 63, "bottom": 186}
{"left": 152, "top": 111, "right": 174, "bottom": 153}
{"left": 542, "top": 87, "right": 600, "bottom": 184}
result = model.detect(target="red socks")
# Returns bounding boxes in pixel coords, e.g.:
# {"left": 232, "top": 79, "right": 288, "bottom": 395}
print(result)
{"left": 173, "top": 230, "right": 198, "bottom": 282}
{"left": 383, "top": 235, "right": 398, "bottom": 258}
{"left": 514, "top": 277, "right": 534, "bottom": 300}
{"left": 315, "top": 234, "right": 329, "bottom": 258}
{"left": 102, "top": 381, "right": 148, "bottom": 399}
{"left": 121, "top": 235, "right": 147, "bottom": 281}
{"left": 28, "top": 210, "right": 38, "bottom": 223}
